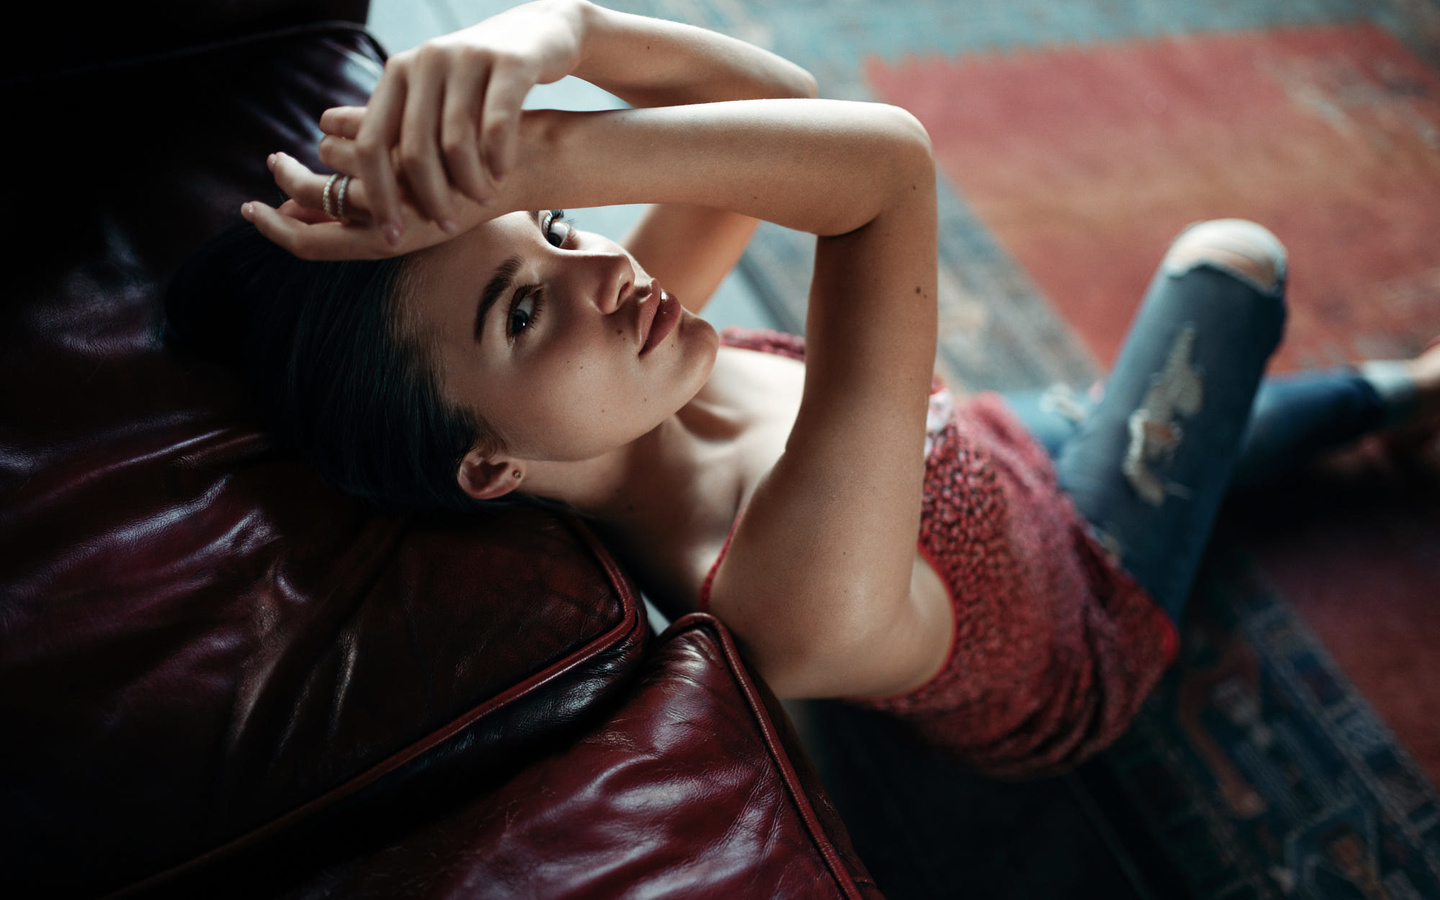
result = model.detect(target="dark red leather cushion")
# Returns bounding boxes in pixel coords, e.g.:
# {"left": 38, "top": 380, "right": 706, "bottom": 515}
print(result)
{"left": 4, "top": 0, "right": 371, "bottom": 80}
{"left": 221, "top": 615, "right": 885, "bottom": 900}
{"left": 1, "top": 27, "right": 645, "bottom": 898}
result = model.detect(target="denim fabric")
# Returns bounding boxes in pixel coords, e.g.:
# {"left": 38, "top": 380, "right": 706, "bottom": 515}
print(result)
{"left": 1001, "top": 256, "right": 1392, "bottom": 624}
{"left": 1010, "top": 367, "right": 1389, "bottom": 498}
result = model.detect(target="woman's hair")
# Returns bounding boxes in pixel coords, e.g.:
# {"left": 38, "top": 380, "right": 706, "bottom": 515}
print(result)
{"left": 165, "top": 224, "right": 498, "bottom": 513}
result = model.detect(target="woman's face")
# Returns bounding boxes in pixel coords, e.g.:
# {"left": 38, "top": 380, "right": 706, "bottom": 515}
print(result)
{"left": 406, "top": 210, "right": 719, "bottom": 464}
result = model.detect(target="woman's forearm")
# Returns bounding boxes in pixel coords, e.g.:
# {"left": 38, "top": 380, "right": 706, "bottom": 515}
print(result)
{"left": 508, "top": 99, "right": 929, "bottom": 235}
{"left": 261, "top": 95, "right": 933, "bottom": 267}
{"left": 573, "top": 0, "right": 817, "bottom": 105}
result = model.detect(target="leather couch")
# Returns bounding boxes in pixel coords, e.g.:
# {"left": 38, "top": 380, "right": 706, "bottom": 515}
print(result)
{"left": 0, "top": 3, "right": 882, "bottom": 897}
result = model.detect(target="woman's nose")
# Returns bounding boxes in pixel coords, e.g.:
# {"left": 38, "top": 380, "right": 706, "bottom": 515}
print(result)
{"left": 578, "top": 250, "right": 633, "bottom": 315}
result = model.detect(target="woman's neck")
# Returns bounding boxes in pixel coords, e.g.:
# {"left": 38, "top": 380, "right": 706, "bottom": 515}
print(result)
{"left": 525, "top": 388, "right": 750, "bottom": 539}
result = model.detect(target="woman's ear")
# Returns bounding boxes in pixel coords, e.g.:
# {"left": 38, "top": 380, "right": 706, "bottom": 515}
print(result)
{"left": 456, "top": 446, "right": 525, "bottom": 501}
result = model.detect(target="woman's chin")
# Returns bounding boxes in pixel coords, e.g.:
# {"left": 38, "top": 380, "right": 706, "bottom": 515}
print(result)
{"left": 681, "top": 312, "right": 721, "bottom": 381}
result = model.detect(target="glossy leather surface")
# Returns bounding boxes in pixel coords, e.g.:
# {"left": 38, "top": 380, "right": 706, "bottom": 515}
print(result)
{"left": 4, "top": 0, "right": 372, "bottom": 80}
{"left": 260, "top": 615, "right": 882, "bottom": 900}
{"left": 2, "top": 26, "right": 645, "bottom": 898}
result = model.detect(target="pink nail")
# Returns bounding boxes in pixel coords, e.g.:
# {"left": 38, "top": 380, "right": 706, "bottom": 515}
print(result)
{"left": 241, "top": 202, "right": 254, "bottom": 220}
{"left": 440, "top": 220, "right": 458, "bottom": 235}
{"left": 383, "top": 223, "right": 402, "bottom": 246}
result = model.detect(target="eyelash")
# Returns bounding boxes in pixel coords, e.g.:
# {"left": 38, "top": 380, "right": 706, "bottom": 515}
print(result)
{"left": 542, "top": 209, "right": 575, "bottom": 248}
{"left": 506, "top": 284, "right": 541, "bottom": 341}
{"left": 506, "top": 212, "right": 575, "bottom": 341}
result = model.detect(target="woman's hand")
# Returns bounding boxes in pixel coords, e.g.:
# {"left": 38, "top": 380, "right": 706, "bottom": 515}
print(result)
{"left": 303, "top": 0, "right": 813, "bottom": 249}
{"left": 354, "top": 0, "right": 589, "bottom": 243}
{"left": 248, "top": 0, "right": 815, "bottom": 266}
{"left": 242, "top": 148, "right": 477, "bottom": 260}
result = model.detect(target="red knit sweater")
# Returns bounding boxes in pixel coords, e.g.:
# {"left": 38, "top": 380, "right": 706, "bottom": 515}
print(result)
{"left": 701, "top": 328, "right": 1178, "bottom": 777}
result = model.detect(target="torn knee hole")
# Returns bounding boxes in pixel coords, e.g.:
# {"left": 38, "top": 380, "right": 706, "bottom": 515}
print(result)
{"left": 1163, "top": 219, "right": 1286, "bottom": 292}
{"left": 1123, "top": 324, "right": 1203, "bottom": 506}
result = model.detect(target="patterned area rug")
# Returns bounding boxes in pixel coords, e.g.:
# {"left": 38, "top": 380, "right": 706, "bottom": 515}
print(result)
{"left": 1104, "top": 535, "right": 1440, "bottom": 900}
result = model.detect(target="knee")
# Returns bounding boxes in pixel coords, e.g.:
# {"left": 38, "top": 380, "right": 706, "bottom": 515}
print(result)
{"left": 1163, "top": 219, "right": 1287, "bottom": 294}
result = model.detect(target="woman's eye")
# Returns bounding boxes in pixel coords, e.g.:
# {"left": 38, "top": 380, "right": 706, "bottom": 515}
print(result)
{"left": 510, "top": 292, "right": 538, "bottom": 335}
{"left": 543, "top": 210, "right": 573, "bottom": 248}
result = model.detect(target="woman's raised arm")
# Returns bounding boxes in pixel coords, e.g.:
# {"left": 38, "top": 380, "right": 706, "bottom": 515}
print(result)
{"left": 266, "top": 0, "right": 817, "bottom": 309}
{"left": 345, "top": 1, "right": 814, "bottom": 243}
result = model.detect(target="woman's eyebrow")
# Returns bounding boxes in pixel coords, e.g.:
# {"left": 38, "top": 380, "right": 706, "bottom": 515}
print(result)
{"left": 475, "top": 255, "right": 522, "bottom": 344}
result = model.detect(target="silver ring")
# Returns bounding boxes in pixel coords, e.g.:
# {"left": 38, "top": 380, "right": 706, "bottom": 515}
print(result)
{"left": 335, "top": 174, "right": 351, "bottom": 222}
{"left": 322, "top": 173, "right": 340, "bottom": 219}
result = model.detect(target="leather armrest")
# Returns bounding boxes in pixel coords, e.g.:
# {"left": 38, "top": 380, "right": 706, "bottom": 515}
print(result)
{"left": 133, "top": 615, "right": 887, "bottom": 900}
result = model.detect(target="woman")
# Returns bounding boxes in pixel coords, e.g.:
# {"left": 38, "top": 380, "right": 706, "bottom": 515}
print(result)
{"left": 174, "top": 0, "right": 1440, "bottom": 776}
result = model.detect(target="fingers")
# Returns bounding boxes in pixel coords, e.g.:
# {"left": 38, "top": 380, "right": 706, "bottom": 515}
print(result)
{"left": 242, "top": 195, "right": 452, "bottom": 262}
{"left": 277, "top": 198, "right": 335, "bottom": 225}
{"left": 318, "top": 33, "right": 545, "bottom": 240}
{"left": 318, "top": 134, "right": 360, "bottom": 174}
{"left": 251, "top": 150, "right": 456, "bottom": 262}
{"left": 354, "top": 62, "right": 410, "bottom": 245}
{"left": 439, "top": 68, "right": 495, "bottom": 205}
{"left": 268, "top": 152, "right": 328, "bottom": 211}
{"left": 319, "top": 136, "right": 480, "bottom": 229}
{"left": 243, "top": 200, "right": 387, "bottom": 261}
{"left": 397, "top": 49, "right": 459, "bottom": 232}
{"left": 268, "top": 152, "right": 371, "bottom": 224}
{"left": 319, "top": 106, "right": 365, "bottom": 139}
{"left": 477, "top": 56, "right": 532, "bottom": 184}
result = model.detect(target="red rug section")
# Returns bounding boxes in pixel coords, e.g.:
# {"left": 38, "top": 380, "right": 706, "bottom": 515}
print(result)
{"left": 867, "top": 25, "right": 1440, "bottom": 781}
{"left": 868, "top": 24, "right": 1440, "bottom": 372}
{"left": 1230, "top": 452, "right": 1440, "bottom": 780}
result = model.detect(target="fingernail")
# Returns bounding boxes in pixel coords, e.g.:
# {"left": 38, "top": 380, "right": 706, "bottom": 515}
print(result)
{"left": 266, "top": 153, "right": 276, "bottom": 170}
{"left": 241, "top": 202, "right": 254, "bottom": 220}
{"left": 383, "top": 223, "right": 402, "bottom": 246}
{"left": 440, "top": 219, "right": 458, "bottom": 235}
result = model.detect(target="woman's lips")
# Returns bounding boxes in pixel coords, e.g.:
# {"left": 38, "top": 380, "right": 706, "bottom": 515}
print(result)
{"left": 640, "top": 288, "right": 680, "bottom": 355}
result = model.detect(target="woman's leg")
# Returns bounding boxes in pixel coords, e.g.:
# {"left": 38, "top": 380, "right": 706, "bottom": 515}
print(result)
{"left": 1226, "top": 366, "right": 1406, "bottom": 491}
{"left": 1001, "top": 383, "right": 1094, "bottom": 460}
{"left": 1007, "top": 367, "right": 1408, "bottom": 492}
{"left": 1001, "top": 222, "right": 1435, "bottom": 622}
{"left": 1048, "top": 220, "right": 1289, "bottom": 623}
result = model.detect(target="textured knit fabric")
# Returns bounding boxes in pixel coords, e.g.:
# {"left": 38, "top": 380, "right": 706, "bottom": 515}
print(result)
{"left": 703, "top": 327, "right": 1179, "bottom": 778}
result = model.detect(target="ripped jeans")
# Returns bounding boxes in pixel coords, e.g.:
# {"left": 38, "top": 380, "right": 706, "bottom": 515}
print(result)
{"left": 1003, "top": 246, "right": 1413, "bottom": 624}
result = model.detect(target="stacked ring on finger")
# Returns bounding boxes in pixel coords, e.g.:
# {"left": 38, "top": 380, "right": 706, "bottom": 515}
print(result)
{"left": 323, "top": 173, "right": 340, "bottom": 219}
{"left": 335, "top": 174, "right": 351, "bottom": 221}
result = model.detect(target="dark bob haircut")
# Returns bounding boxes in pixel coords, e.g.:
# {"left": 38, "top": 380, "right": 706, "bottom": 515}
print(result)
{"left": 165, "top": 224, "right": 496, "bottom": 513}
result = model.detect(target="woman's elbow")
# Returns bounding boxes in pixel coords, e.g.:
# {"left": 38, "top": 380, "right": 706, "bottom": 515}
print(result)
{"left": 880, "top": 104, "right": 934, "bottom": 173}
{"left": 754, "top": 588, "right": 928, "bottom": 700}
